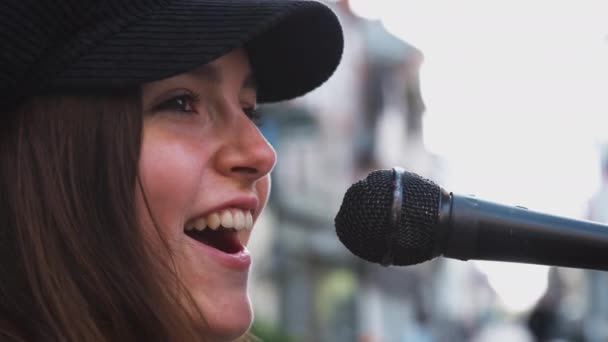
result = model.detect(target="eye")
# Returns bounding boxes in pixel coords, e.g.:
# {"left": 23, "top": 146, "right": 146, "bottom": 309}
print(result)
{"left": 243, "top": 107, "right": 264, "bottom": 127}
{"left": 154, "top": 93, "right": 201, "bottom": 114}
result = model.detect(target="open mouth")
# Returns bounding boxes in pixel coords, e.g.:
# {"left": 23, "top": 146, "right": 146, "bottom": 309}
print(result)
{"left": 184, "top": 209, "right": 252, "bottom": 254}
{"left": 185, "top": 227, "right": 244, "bottom": 254}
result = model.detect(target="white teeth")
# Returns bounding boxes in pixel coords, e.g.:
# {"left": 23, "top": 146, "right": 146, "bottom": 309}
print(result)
{"left": 185, "top": 209, "right": 253, "bottom": 233}
{"left": 207, "top": 212, "right": 221, "bottom": 230}
{"left": 246, "top": 212, "right": 253, "bottom": 230}
{"left": 220, "top": 210, "right": 234, "bottom": 228}
{"left": 194, "top": 217, "right": 206, "bottom": 231}
{"left": 234, "top": 210, "right": 246, "bottom": 230}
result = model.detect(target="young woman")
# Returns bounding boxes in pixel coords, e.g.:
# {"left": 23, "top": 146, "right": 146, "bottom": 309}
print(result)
{"left": 0, "top": 0, "right": 343, "bottom": 341}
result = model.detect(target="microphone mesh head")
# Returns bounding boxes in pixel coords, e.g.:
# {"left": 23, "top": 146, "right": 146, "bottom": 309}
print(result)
{"left": 335, "top": 169, "right": 441, "bottom": 266}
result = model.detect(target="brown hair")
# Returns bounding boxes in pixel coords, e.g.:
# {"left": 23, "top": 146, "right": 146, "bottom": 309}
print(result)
{"left": 0, "top": 93, "right": 211, "bottom": 341}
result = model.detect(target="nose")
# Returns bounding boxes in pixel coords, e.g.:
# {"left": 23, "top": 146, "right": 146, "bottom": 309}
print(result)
{"left": 215, "top": 112, "right": 276, "bottom": 183}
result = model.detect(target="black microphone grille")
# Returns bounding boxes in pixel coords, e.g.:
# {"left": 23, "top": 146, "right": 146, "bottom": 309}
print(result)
{"left": 334, "top": 168, "right": 442, "bottom": 266}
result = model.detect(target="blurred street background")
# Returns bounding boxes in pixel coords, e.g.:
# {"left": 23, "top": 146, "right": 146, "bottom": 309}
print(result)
{"left": 248, "top": 1, "right": 608, "bottom": 341}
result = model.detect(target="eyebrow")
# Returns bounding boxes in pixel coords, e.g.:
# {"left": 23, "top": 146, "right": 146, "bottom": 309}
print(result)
{"left": 190, "top": 64, "right": 257, "bottom": 91}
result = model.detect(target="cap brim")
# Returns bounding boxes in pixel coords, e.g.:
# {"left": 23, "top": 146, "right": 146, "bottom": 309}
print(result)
{"left": 52, "top": 0, "right": 343, "bottom": 103}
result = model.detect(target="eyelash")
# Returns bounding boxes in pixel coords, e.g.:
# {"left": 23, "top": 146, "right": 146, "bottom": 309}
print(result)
{"left": 155, "top": 93, "right": 201, "bottom": 114}
{"left": 244, "top": 107, "right": 264, "bottom": 127}
{"left": 154, "top": 92, "right": 263, "bottom": 126}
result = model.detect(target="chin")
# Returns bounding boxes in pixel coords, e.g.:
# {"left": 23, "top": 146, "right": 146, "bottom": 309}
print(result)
{"left": 207, "top": 310, "right": 253, "bottom": 341}
{"left": 197, "top": 295, "right": 254, "bottom": 341}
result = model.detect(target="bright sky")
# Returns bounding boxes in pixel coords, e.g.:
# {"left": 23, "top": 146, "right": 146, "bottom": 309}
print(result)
{"left": 350, "top": 0, "right": 608, "bottom": 314}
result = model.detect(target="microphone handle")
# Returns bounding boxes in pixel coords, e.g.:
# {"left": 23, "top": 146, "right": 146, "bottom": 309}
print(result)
{"left": 435, "top": 191, "right": 608, "bottom": 271}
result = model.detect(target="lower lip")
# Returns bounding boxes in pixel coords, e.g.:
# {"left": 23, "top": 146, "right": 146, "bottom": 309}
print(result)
{"left": 188, "top": 238, "right": 252, "bottom": 270}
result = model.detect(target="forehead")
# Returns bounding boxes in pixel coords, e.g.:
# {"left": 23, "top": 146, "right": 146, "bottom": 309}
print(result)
{"left": 173, "top": 48, "right": 257, "bottom": 90}
{"left": 141, "top": 48, "right": 257, "bottom": 94}
{"left": 175, "top": 49, "right": 257, "bottom": 90}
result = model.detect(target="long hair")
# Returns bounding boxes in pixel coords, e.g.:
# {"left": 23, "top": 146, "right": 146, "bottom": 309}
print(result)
{"left": 0, "top": 92, "right": 209, "bottom": 341}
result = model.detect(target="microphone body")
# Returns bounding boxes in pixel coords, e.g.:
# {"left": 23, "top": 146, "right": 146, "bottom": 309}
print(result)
{"left": 335, "top": 168, "right": 608, "bottom": 271}
{"left": 438, "top": 191, "right": 608, "bottom": 270}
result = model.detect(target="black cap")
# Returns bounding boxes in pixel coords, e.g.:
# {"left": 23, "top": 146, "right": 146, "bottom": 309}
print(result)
{"left": 1, "top": 0, "right": 343, "bottom": 107}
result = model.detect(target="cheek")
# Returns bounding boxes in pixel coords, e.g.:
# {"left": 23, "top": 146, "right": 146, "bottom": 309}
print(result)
{"left": 138, "top": 136, "right": 210, "bottom": 230}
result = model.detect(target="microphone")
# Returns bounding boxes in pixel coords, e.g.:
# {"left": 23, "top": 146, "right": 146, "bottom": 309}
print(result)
{"left": 334, "top": 167, "right": 608, "bottom": 271}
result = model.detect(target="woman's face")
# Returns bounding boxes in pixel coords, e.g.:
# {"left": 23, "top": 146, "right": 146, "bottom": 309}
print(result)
{"left": 137, "top": 48, "right": 276, "bottom": 340}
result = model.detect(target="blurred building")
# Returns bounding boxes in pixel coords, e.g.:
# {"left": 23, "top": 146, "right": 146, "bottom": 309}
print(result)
{"left": 249, "top": 2, "right": 608, "bottom": 342}
{"left": 250, "top": 1, "right": 445, "bottom": 341}
{"left": 581, "top": 145, "right": 608, "bottom": 342}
